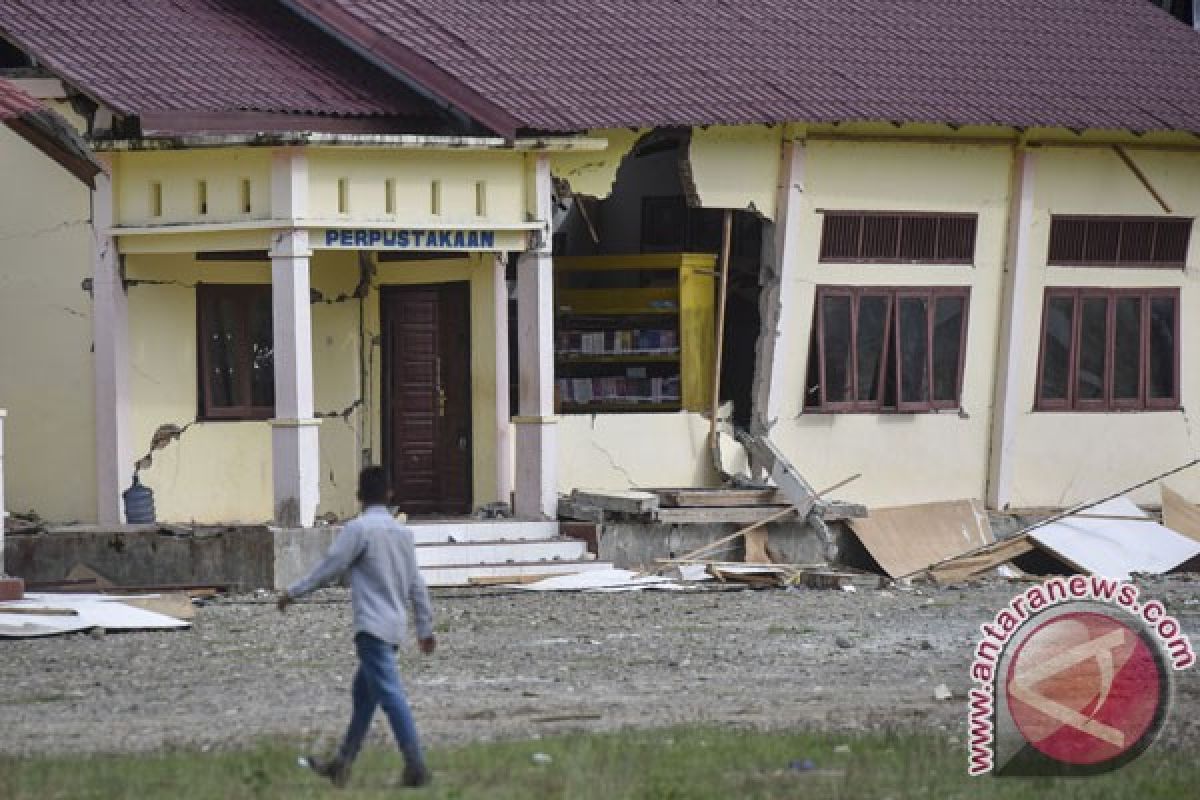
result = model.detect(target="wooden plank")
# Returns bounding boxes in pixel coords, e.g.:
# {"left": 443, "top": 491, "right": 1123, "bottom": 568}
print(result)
{"left": 823, "top": 502, "right": 868, "bottom": 521}
{"left": 926, "top": 537, "right": 1036, "bottom": 585}
{"left": 0, "top": 607, "right": 79, "bottom": 616}
{"left": 118, "top": 593, "right": 197, "bottom": 621}
{"left": 743, "top": 529, "right": 772, "bottom": 564}
{"left": 656, "top": 507, "right": 784, "bottom": 525}
{"left": 672, "top": 506, "right": 799, "bottom": 563}
{"left": 848, "top": 499, "right": 994, "bottom": 579}
{"left": 655, "top": 503, "right": 863, "bottom": 525}
{"left": 652, "top": 487, "right": 784, "bottom": 508}
{"left": 1162, "top": 484, "right": 1200, "bottom": 543}
{"left": 570, "top": 489, "right": 659, "bottom": 515}
{"left": 557, "top": 496, "right": 606, "bottom": 523}
{"left": 467, "top": 573, "right": 576, "bottom": 586}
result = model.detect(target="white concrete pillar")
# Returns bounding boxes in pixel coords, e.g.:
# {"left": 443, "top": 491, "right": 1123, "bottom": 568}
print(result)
{"left": 269, "top": 148, "right": 320, "bottom": 527}
{"left": 1, "top": 409, "right": 6, "bottom": 573}
{"left": 752, "top": 138, "right": 806, "bottom": 433}
{"left": 92, "top": 157, "right": 132, "bottom": 524}
{"left": 987, "top": 149, "right": 1037, "bottom": 510}
{"left": 513, "top": 154, "right": 558, "bottom": 518}
{"left": 493, "top": 253, "right": 514, "bottom": 506}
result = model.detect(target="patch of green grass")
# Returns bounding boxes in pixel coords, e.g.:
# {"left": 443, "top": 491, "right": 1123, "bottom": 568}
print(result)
{"left": 0, "top": 727, "right": 1193, "bottom": 799}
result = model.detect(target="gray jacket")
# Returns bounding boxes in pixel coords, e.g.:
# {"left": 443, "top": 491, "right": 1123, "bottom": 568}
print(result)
{"left": 288, "top": 506, "right": 434, "bottom": 646}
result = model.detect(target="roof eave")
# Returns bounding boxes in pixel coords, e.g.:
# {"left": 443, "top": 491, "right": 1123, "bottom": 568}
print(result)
{"left": 279, "top": 0, "right": 525, "bottom": 139}
{"left": 4, "top": 111, "right": 104, "bottom": 187}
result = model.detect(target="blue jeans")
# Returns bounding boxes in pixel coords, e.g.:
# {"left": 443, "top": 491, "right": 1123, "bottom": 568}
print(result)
{"left": 337, "top": 632, "right": 425, "bottom": 771}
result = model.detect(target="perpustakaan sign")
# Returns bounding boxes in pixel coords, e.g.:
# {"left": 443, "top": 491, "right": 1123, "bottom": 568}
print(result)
{"left": 322, "top": 228, "right": 497, "bottom": 250}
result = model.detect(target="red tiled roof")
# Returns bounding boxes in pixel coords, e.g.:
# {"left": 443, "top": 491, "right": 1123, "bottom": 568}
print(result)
{"left": 287, "top": 0, "right": 1200, "bottom": 135}
{"left": 0, "top": 79, "right": 103, "bottom": 185}
{"left": 0, "top": 0, "right": 450, "bottom": 133}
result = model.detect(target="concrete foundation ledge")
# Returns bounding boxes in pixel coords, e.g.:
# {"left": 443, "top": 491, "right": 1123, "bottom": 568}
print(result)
{"left": 597, "top": 518, "right": 835, "bottom": 570}
{"left": 1, "top": 524, "right": 334, "bottom": 592}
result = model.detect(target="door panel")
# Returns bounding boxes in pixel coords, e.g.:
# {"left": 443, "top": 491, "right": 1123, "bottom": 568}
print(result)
{"left": 382, "top": 283, "right": 472, "bottom": 515}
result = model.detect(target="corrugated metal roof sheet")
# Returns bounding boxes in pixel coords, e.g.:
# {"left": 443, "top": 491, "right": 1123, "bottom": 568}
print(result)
{"left": 0, "top": 0, "right": 444, "bottom": 126}
{"left": 291, "top": 0, "right": 1200, "bottom": 134}
{"left": 3, "top": 1, "right": 1199, "bottom": 136}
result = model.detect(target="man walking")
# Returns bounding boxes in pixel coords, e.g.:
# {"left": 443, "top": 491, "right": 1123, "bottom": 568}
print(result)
{"left": 278, "top": 466, "right": 435, "bottom": 789}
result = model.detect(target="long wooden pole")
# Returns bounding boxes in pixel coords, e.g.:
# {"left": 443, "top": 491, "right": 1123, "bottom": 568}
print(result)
{"left": 909, "top": 458, "right": 1200, "bottom": 580}
{"left": 708, "top": 209, "right": 734, "bottom": 450}
{"left": 670, "top": 473, "right": 862, "bottom": 565}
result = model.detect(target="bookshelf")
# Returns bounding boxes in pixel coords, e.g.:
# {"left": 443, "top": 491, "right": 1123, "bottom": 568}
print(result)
{"left": 554, "top": 253, "right": 716, "bottom": 413}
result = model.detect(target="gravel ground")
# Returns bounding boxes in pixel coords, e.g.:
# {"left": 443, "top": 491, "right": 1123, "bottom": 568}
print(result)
{"left": 2, "top": 575, "right": 1199, "bottom": 758}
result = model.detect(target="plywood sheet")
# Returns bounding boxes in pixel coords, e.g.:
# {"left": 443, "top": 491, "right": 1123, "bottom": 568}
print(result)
{"left": 927, "top": 536, "right": 1035, "bottom": 585}
{"left": 1162, "top": 484, "right": 1200, "bottom": 543}
{"left": 1029, "top": 498, "right": 1200, "bottom": 581}
{"left": 848, "top": 499, "right": 993, "bottom": 579}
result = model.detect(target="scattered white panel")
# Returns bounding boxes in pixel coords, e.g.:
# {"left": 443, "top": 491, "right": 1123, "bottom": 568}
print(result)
{"left": 1030, "top": 497, "right": 1200, "bottom": 581}
{"left": 0, "top": 593, "right": 191, "bottom": 638}
{"left": 515, "top": 566, "right": 711, "bottom": 592}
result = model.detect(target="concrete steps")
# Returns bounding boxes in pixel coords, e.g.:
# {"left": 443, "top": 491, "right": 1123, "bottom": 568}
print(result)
{"left": 408, "top": 519, "right": 609, "bottom": 587}
{"left": 406, "top": 519, "right": 560, "bottom": 545}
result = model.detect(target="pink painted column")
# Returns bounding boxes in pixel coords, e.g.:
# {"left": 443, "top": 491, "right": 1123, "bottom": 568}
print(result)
{"left": 91, "top": 155, "right": 132, "bottom": 524}
{"left": 513, "top": 154, "right": 558, "bottom": 518}
{"left": 269, "top": 149, "right": 320, "bottom": 527}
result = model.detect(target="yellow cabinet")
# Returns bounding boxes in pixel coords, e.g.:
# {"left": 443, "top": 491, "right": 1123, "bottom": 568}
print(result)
{"left": 554, "top": 253, "right": 715, "bottom": 413}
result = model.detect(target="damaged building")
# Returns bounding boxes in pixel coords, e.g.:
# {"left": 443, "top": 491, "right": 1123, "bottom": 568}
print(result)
{"left": 3, "top": 1, "right": 1200, "bottom": 585}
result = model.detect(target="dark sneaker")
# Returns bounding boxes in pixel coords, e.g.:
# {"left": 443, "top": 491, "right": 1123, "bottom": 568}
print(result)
{"left": 306, "top": 754, "right": 350, "bottom": 789}
{"left": 401, "top": 764, "right": 431, "bottom": 788}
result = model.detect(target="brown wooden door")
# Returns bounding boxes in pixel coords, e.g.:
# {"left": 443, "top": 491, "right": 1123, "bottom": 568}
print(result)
{"left": 382, "top": 283, "right": 472, "bottom": 515}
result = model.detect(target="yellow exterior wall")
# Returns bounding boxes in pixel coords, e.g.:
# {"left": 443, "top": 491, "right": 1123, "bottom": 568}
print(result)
{"left": 688, "top": 125, "right": 784, "bottom": 219}
{"left": 308, "top": 149, "right": 525, "bottom": 227}
{"left": 547, "top": 128, "right": 643, "bottom": 198}
{"left": 124, "top": 255, "right": 274, "bottom": 523}
{"left": 557, "top": 412, "right": 716, "bottom": 490}
{"left": 1004, "top": 147, "right": 1200, "bottom": 506}
{"left": 0, "top": 107, "right": 97, "bottom": 522}
{"left": 768, "top": 140, "right": 1012, "bottom": 507}
{"left": 113, "top": 149, "right": 273, "bottom": 226}
{"left": 122, "top": 247, "right": 501, "bottom": 523}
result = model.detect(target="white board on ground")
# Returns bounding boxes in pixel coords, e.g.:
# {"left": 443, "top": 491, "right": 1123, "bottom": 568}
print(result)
{"left": 514, "top": 567, "right": 709, "bottom": 592}
{"left": 0, "top": 593, "right": 191, "bottom": 638}
{"left": 1030, "top": 498, "right": 1200, "bottom": 581}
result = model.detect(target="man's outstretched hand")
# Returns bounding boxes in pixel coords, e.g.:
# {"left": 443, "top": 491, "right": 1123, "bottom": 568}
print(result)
{"left": 419, "top": 635, "right": 437, "bottom": 655}
{"left": 276, "top": 591, "right": 293, "bottom": 612}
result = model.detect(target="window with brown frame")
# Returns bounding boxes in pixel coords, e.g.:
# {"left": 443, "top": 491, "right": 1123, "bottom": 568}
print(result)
{"left": 1035, "top": 287, "right": 1179, "bottom": 412}
{"left": 818, "top": 212, "right": 977, "bottom": 264}
{"left": 1047, "top": 216, "right": 1191, "bottom": 267}
{"left": 197, "top": 284, "right": 274, "bottom": 420}
{"left": 805, "top": 286, "right": 970, "bottom": 412}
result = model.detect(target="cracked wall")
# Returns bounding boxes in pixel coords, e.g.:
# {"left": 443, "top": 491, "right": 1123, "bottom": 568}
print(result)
{"left": 123, "top": 249, "right": 504, "bottom": 523}
{"left": 0, "top": 103, "right": 97, "bottom": 522}
{"left": 999, "top": 147, "right": 1200, "bottom": 507}
{"left": 688, "top": 125, "right": 784, "bottom": 219}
